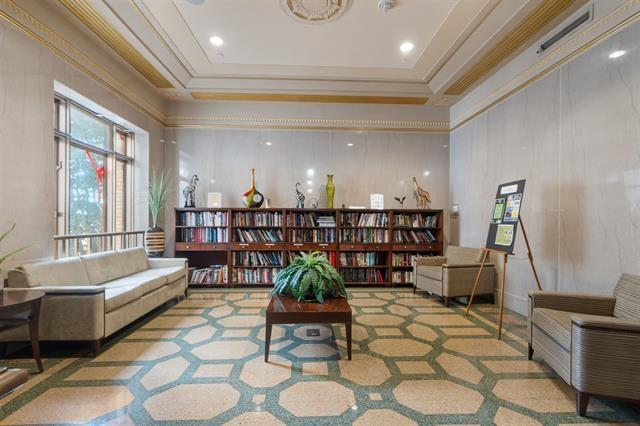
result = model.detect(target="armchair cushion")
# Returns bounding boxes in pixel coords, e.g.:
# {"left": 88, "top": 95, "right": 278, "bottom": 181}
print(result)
{"left": 416, "top": 266, "right": 442, "bottom": 281}
{"left": 613, "top": 273, "right": 640, "bottom": 321}
{"left": 529, "top": 291, "right": 616, "bottom": 316}
{"left": 444, "top": 246, "right": 483, "bottom": 264}
{"left": 414, "top": 256, "right": 446, "bottom": 267}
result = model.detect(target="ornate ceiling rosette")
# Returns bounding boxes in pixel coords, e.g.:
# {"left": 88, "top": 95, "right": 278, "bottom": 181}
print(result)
{"left": 281, "top": 0, "right": 353, "bottom": 24}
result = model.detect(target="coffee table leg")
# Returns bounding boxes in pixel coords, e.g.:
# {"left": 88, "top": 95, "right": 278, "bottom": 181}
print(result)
{"left": 264, "top": 323, "right": 272, "bottom": 362}
{"left": 29, "top": 299, "right": 43, "bottom": 373}
{"left": 346, "top": 321, "right": 352, "bottom": 360}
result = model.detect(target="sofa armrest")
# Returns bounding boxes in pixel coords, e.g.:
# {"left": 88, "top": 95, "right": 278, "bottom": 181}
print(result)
{"left": 414, "top": 256, "right": 446, "bottom": 267}
{"left": 442, "top": 263, "right": 494, "bottom": 269}
{"left": 529, "top": 291, "right": 616, "bottom": 316}
{"left": 1, "top": 286, "right": 104, "bottom": 295}
{"left": 148, "top": 258, "right": 187, "bottom": 269}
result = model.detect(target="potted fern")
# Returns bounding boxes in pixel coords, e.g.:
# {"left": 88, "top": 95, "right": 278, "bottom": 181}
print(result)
{"left": 273, "top": 251, "right": 347, "bottom": 303}
{"left": 145, "top": 169, "right": 170, "bottom": 257}
{"left": 0, "top": 224, "right": 27, "bottom": 293}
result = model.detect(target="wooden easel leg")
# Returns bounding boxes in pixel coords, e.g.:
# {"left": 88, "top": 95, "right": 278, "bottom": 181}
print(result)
{"left": 519, "top": 216, "right": 542, "bottom": 291}
{"left": 465, "top": 249, "right": 489, "bottom": 316}
{"left": 498, "top": 253, "right": 508, "bottom": 340}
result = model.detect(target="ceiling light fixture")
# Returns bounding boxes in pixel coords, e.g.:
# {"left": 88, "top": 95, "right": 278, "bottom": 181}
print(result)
{"left": 400, "top": 41, "right": 414, "bottom": 53}
{"left": 609, "top": 50, "right": 626, "bottom": 59}
{"left": 265, "top": 141, "right": 272, "bottom": 146}
{"left": 378, "top": 0, "right": 394, "bottom": 12}
{"left": 347, "top": 143, "right": 354, "bottom": 147}
{"left": 209, "top": 36, "right": 224, "bottom": 47}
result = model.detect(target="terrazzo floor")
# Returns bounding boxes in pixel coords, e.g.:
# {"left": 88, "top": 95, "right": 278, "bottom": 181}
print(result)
{"left": 0, "top": 289, "right": 639, "bottom": 425}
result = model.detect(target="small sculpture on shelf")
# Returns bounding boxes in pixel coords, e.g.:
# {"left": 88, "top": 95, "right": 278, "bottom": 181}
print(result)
{"left": 183, "top": 174, "right": 199, "bottom": 208}
{"left": 394, "top": 195, "right": 407, "bottom": 208}
{"left": 242, "top": 168, "right": 264, "bottom": 208}
{"left": 295, "top": 182, "right": 305, "bottom": 208}
{"left": 412, "top": 177, "right": 431, "bottom": 209}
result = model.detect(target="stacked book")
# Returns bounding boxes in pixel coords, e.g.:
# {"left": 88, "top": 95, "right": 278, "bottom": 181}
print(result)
{"left": 317, "top": 215, "right": 336, "bottom": 227}
{"left": 233, "top": 212, "right": 282, "bottom": 227}
{"left": 392, "top": 270, "right": 413, "bottom": 284}
{"left": 179, "top": 227, "right": 228, "bottom": 243}
{"left": 392, "top": 253, "right": 418, "bottom": 267}
{"left": 289, "top": 229, "right": 336, "bottom": 243}
{"left": 340, "top": 229, "right": 389, "bottom": 243}
{"left": 340, "top": 252, "right": 385, "bottom": 267}
{"left": 341, "top": 269, "right": 386, "bottom": 283}
{"left": 233, "top": 267, "right": 281, "bottom": 284}
{"left": 178, "top": 211, "right": 228, "bottom": 227}
{"left": 235, "top": 229, "right": 283, "bottom": 242}
{"left": 394, "top": 214, "right": 438, "bottom": 228}
{"left": 189, "top": 265, "right": 227, "bottom": 285}
{"left": 233, "top": 251, "right": 282, "bottom": 266}
{"left": 394, "top": 229, "right": 437, "bottom": 243}
{"left": 340, "top": 212, "right": 388, "bottom": 227}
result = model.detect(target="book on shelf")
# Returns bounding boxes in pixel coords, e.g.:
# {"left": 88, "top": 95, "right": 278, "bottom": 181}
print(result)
{"left": 393, "top": 229, "right": 437, "bottom": 243}
{"left": 233, "top": 267, "right": 281, "bottom": 284}
{"left": 289, "top": 229, "right": 336, "bottom": 243}
{"left": 340, "top": 212, "right": 388, "bottom": 227}
{"left": 392, "top": 253, "right": 418, "bottom": 267}
{"left": 179, "top": 228, "right": 228, "bottom": 243}
{"left": 178, "top": 211, "right": 228, "bottom": 227}
{"left": 394, "top": 213, "right": 438, "bottom": 228}
{"left": 392, "top": 270, "right": 413, "bottom": 283}
{"left": 340, "top": 252, "right": 385, "bottom": 267}
{"left": 340, "top": 229, "right": 389, "bottom": 243}
{"left": 189, "top": 265, "right": 227, "bottom": 285}
{"left": 287, "top": 212, "right": 336, "bottom": 228}
{"left": 233, "top": 211, "right": 282, "bottom": 227}
{"left": 235, "top": 228, "right": 283, "bottom": 242}
{"left": 233, "top": 251, "right": 282, "bottom": 266}
{"left": 288, "top": 251, "right": 337, "bottom": 266}
{"left": 317, "top": 215, "right": 336, "bottom": 227}
{"left": 341, "top": 268, "right": 386, "bottom": 283}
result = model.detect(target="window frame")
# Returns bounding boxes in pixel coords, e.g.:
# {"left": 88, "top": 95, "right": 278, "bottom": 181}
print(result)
{"left": 54, "top": 94, "right": 135, "bottom": 236}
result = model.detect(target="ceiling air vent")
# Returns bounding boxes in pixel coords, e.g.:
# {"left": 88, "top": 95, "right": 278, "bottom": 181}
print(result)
{"left": 537, "top": 9, "right": 591, "bottom": 54}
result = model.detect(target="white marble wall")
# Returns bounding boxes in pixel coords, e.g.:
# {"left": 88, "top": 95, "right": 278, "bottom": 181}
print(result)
{"left": 450, "top": 20, "right": 640, "bottom": 313}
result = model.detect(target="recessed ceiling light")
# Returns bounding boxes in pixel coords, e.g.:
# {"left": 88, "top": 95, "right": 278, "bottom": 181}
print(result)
{"left": 209, "top": 36, "right": 224, "bottom": 47}
{"left": 609, "top": 50, "right": 626, "bottom": 58}
{"left": 423, "top": 170, "right": 430, "bottom": 176}
{"left": 306, "top": 180, "right": 313, "bottom": 185}
{"left": 400, "top": 41, "right": 414, "bottom": 53}
{"left": 347, "top": 143, "right": 354, "bottom": 147}
{"left": 265, "top": 141, "right": 272, "bottom": 146}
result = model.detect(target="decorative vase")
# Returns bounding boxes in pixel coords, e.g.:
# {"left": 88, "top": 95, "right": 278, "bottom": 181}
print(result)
{"left": 145, "top": 226, "right": 165, "bottom": 257}
{"left": 242, "top": 168, "right": 264, "bottom": 208}
{"left": 325, "top": 174, "right": 335, "bottom": 208}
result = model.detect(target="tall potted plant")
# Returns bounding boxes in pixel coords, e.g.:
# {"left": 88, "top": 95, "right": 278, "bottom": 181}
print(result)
{"left": 0, "top": 224, "right": 28, "bottom": 294}
{"left": 145, "top": 168, "right": 170, "bottom": 257}
{"left": 273, "top": 251, "right": 347, "bottom": 303}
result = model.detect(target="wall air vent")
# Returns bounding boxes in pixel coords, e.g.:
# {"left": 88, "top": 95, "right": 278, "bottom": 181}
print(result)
{"left": 537, "top": 9, "right": 591, "bottom": 55}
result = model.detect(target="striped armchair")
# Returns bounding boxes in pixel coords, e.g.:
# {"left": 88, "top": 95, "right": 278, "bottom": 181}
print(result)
{"left": 528, "top": 274, "right": 640, "bottom": 415}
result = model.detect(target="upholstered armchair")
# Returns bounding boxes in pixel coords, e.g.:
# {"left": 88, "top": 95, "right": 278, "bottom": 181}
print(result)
{"left": 413, "top": 246, "right": 495, "bottom": 306}
{"left": 528, "top": 273, "right": 640, "bottom": 415}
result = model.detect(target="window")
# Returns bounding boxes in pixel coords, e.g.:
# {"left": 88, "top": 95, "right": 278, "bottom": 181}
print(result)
{"left": 54, "top": 95, "right": 134, "bottom": 237}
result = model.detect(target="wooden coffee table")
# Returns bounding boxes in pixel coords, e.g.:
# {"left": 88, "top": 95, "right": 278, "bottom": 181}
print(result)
{"left": 0, "top": 290, "right": 45, "bottom": 372}
{"left": 265, "top": 295, "right": 352, "bottom": 362}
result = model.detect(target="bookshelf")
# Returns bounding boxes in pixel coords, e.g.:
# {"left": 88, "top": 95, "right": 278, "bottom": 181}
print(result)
{"left": 174, "top": 207, "right": 443, "bottom": 288}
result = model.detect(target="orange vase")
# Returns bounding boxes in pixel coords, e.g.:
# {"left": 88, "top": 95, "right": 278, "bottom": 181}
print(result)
{"left": 242, "top": 168, "right": 264, "bottom": 207}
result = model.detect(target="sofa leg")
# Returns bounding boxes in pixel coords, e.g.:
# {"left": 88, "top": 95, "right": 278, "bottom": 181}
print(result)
{"left": 576, "top": 391, "right": 589, "bottom": 416}
{"left": 412, "top": 285, "right": 416, "bottom": 294}
{"left": 443, "top": 297, "right": 449, "bottom": 307}
{"left": 90, "top": 339, "right": 102, "bottom": 357}
{"left": 527, "top": 343, "right": 534, "bottom": 360}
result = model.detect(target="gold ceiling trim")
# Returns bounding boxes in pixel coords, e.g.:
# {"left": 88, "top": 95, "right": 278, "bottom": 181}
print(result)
{"left": 190, "top": 92, "right": 429, "bottom": 105}
{"left": 58, "top": 0, "right": 173, "bottom": 89}
{"left": 168, "top": 116, "right": 448, "bottom": 128}
{"left": 451, "top": 6, "right": 640, "bottom": 131}
{"left": 166, "top": 124, "right": 449, "bottom": 133}
{"left": 444, "top": 0, "right": 578, "bottom": 96}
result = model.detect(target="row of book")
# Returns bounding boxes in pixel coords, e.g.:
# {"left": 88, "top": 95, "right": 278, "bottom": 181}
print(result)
{"left": 233, "top": 251, "right": 282, "bottom": 266}
{"left": 289, "top": 229, "right": 336, "bottom": 243}
{"left": 178, "top": 211, "right": 228, "bottom": 227}
{"left": 340, "top": 213, "right": 388, "bottom": 227}
{"left": 340, "top": 252, "right": 385, "bottom": 267}
{"left": 233, "top": 212, "right": 282, "bottom": 227}
{"left": 232, "top": 267, "right": 281, "bottom": 284}
{"left": 393, "top": 230, "right": 437, "bottom": 243}
{"left": 392, "top": 271, "right": 413, "bottom": 283}
{"left": 179, "top": 228, "right": 228, "bottom": 243}
{"left": 235, "top": 229, "right": 283, "bottom": 243}
{"left": 189, "top": 265, "right": 227, "bottom": 285}
{"left": 394, "top": 214, "right": 438, "bottom": 228}
{"left": 339, "top": 229, "right": 389, "bottom": 243}
{"left": 287, "top": 251, "right": 337, "bottom": 266}
{"left": 341, "top": 269, "right": 387, "bottom": 283}
{"left": 392, "top": 253, "right": 418, "bottom": 267}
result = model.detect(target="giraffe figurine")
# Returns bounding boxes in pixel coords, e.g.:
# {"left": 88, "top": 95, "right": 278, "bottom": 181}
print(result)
{"left": 183, "top": 175, "right": 199, "bottom": 208}
{"left": 295, "top": 182, "right": 305, "bottom": 208}
{"left": 412, "top": 177, "right": 432, "bottom": 209}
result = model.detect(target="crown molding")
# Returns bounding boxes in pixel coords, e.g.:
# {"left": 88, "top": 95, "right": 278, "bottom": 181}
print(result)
{"left": 190, "top": 92, "right": 429, "bottom": 105}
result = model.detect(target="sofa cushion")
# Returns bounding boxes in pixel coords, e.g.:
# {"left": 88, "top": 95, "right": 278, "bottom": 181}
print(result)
{"left": 105, "top": 285, "right": 145, "bottom": 312}
{"left": 10, "top": 257, "right": 90, "bottom": 287}
{"left": 613, "top": 273, "right": 640, "bottom": 321}
{"left": 532, "top": 308, "right": 572, "bottom": 350}
{"left": 416, "top": 266, "right": 442, "bottom": 281}
{"left": 102, "top": 274, "right": 167, "bottom": 299}
{"left": 116, "top": 247, "right": 149, "bottom": 275}
{"left": 81, "top": 250, "right": 142, "bottom": 285}
{"left": 445, "top": 246, "right": 482, "bottom": 265}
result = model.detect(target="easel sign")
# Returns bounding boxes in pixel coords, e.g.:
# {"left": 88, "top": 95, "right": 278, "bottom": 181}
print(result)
{"left": 466, "top": 179, "right": 542, "bottom": 340}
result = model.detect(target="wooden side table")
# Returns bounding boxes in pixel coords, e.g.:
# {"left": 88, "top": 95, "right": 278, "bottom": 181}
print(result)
{"left": 0, "top": 290, "right": 45, "bottom": 373}
{"left": 265, "top": 295, "right": 352, "bottom": 362}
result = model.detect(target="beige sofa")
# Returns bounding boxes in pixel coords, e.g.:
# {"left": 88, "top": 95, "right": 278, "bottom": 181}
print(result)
{"left": 1, "top": 247, "right": 187, "bottom": 353}
{"left": 413, "top": 245, "right": 495, "bottom": 306}
{"left": 528, "top": 273, "right": 640, "bottom": 415}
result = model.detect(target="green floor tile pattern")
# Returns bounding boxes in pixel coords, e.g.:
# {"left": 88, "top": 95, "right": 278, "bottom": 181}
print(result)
{"left": 1, "top": 290, "right": 639, "bottom": 425}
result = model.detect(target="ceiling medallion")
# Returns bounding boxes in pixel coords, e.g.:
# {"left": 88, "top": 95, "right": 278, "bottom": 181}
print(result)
{"left": 281, "top": 0, "right": 352, "bottom": 24}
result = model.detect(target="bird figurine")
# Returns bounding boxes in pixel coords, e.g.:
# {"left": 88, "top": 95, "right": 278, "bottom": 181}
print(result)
{"left": 394, "top": 196, "right": 407, "bottom": 208}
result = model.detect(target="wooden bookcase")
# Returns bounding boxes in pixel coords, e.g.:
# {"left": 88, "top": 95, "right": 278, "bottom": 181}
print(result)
{"left": 174, "top": 207, "right": 444, "bottom": 288}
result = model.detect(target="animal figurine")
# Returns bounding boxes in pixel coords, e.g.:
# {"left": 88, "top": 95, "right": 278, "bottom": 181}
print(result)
{"left": 183, "top": 174, "right": 199, "bottom": 207}
{"left": 295, "top": 182, "right": 305, "bottom": 208}
{"left": 412, "top": 177, "right": 431, "bottom": 209}
{"left": 394, "top": 195, "right": 407, "bottom": 208}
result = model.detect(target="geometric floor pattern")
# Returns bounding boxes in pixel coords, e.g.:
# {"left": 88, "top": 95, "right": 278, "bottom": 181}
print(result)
{"left": 1, "top": 289, "right": 639, "bottom": 425}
